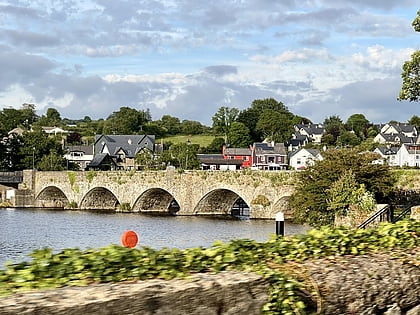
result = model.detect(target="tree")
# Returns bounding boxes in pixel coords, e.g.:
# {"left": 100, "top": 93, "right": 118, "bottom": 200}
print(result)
{"left": 345, "top": 114, "right": 370, "bottom": 140}
{"left": 36, "top": 108, "right": 62, "bottom": 127}
{"left": 399, "top": 10, "right": 420, "bottom": 102}
{"left": 237, "top": 98, "right": 291, "bottom": 143}
{"left": 66, "top": 132, "right": 82, "bottom": 144}
{"left": 168, "top": 142, "right": 200, "bottom": 169}
{"left": 212, "top": 106, "right": 239, "bottom": 143}
{"left": 289, "top": 148, "right": 395, "bottom": 227}
{"left": 227, "top": 122, "right": 252, "bottom": 147}
{"left": 37, "top": 150, "right": 66, "bottom": 171}
{"left": 408, "top": 115, "right": 420, "bottom": 129}
{"left": 204, "top": 137, "right": 225, "bottom": 153}
{"left": 322, "top": 115, "right": 344, "bottom": 145}
{"left": 135, "top": 149, "right": 155, "bottom": 170}
{"left": 158, "top": 115, "right": 181, "bottom": 135}
{"left": 180, "top": 120, "right": 204, "bottom": 135}
{"left": 104, "top": 107, "right": 150, "bottom": 134}
{"left": 18, "top": 130, "right": 63, "bottom": 170}
{"left": 255, "top": 109, "right": 295, "bottom": 143}
{"left": 337, "top": 130, "right": 361, "bottom": 147}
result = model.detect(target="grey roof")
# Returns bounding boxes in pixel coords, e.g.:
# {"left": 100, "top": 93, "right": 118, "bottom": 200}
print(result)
{"left": 87, "top": 153, "right": 115, "bottom": 167}
{"left": 375, "top": 146, "right": 399, "bottom": 155}
{"left": 224, "top": 147, "right": 252, "bottom": 156}
{"left": 199, "top": 157, "right": 243, "bottom": 165}
{"left": 377, "top": 133, "right": 416, "bottom": 144}
{"left": 253, "top": 142, "right": 286, "bottom": 155}
{"left": 94, "top": 134, "right": 155, "bottom": 158}
{"left": 65, "top": 145, "right": 94, "bottom": 155}
{"left": 289, "top": 148, "right": 320, "bottom": 158}
{"left": 197, "top": 154, "right": 224, "bottom": 160}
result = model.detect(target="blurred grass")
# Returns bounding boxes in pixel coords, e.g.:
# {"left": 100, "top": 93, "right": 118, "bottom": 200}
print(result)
{"left": 159, "top": 134, "right": 217, "bottom": 147}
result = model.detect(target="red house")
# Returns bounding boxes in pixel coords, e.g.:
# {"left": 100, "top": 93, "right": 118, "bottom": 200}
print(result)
{"left": 222, "top": 145, "right": 252, "bottom": 169}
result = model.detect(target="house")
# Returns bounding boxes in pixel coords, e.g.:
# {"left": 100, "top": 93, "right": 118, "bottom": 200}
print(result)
{"left": 86, "top": 153, "right": 117, "bottom": 171}
{"left": 287, "top": 134, "right": 310, "bottom": 151}
{"left": 251, "top": 142, "right": 288, "bottom": 170}
{"left": 222, "top": 145, "right": 252, "bottom": 169}
{"left": 93, "top": 134, "right": 156, "bottom": 170}
{"left": 395, "top": 144, "right": 420, "bottom": 167}
{"left": 373, "top": 146, "right": 399, "bottom": 166}
{"left": 288, "top": 148, "right": 323, "bottom": 170}
{"left": 373, "top": 133, "right": 417, "bottom": 145}
{"left": 377, "top": 123, "right": 417, "bottom": 137}
{"left": 42, "top": 126, "right": 68, "bottom": 135}
{"left": 294, "top": 123, "right": 325, "bottom": 143}
{"left": 64, "top": 145, "right": 94, "bottom": 170}
{"left": 198, "top": 154, "right": 243, "bottom": 171}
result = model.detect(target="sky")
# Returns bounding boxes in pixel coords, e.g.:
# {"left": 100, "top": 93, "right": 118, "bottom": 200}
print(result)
{"left": 0, "top": 1, "right": 419, "bottom": 126}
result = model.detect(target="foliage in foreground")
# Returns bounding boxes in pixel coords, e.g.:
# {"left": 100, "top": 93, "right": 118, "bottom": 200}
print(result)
{"left": 0, "top": 220, "right": 418, "bottom": 314}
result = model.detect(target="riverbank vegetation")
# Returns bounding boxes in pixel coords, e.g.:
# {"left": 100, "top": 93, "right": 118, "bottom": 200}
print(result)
{"left": 290, "top": 147, "right": 396, "bottom": 228}
{"left": 0, "top": 220, "right": 418, "bottom": 314}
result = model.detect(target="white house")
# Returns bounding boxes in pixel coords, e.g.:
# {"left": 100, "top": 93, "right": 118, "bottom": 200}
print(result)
{"left": 64, "top": 145, "right": 94, "bottom": 170}
{"left": 373, "top": 146, "right": 399, "bottom": 166}
{"left": 395, "top": 144, "right": 420, "bottom": 167}
{"left": 288, "top": 148, "right": 323, "bottom": 170}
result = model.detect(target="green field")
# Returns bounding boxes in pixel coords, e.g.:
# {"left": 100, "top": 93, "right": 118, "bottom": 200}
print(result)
{"left": 159, "top": 134, "right": 217, "bottom": 147}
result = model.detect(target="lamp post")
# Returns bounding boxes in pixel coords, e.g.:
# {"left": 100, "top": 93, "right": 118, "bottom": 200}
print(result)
{"left": 185, "top": 139, "right": 191, "bottom": 169}
{"left": 32, "top": 147, "right": 35, "bottom": 171}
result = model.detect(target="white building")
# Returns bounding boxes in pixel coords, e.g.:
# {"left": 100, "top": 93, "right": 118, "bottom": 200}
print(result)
{"left": 288, "top": 148, "right": 323, "bottom": 170}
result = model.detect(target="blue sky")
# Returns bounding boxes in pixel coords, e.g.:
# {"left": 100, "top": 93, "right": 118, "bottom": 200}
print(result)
{"left": 0, "top": 0, "right": 418, "bottom": 126}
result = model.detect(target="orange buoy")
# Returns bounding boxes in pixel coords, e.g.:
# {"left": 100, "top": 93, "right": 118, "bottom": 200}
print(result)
{"left": 121, "top": 230, "right": 138, "bottom": 248}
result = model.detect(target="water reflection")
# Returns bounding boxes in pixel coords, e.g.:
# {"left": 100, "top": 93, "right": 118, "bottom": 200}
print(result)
{"left": 0, "top": 208, "right": 310, "bottom": 267}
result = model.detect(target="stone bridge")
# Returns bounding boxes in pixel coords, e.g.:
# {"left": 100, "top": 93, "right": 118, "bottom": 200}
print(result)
{"left": 18, "top": 169, "right": 296, "bottom": 219}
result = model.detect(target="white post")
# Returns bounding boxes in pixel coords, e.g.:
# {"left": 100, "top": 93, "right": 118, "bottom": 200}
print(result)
{"left": 275, "top": 212, "right": 285, "bottom": 236}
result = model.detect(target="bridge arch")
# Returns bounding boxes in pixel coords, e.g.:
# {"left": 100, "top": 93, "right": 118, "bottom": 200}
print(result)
{"left": 132, "top": 188, "right": 180, "bottom": 215}
{"left": 194, "top": 189, "right": 250, "bottom": 218}
{"left": 80, "top": 187, "right": 120, "bottom": 210}
{"left": 35, "top": 186, "right": 69, "bottom": 208}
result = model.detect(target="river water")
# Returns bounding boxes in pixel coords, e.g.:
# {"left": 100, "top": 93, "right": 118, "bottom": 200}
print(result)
{"left": 0, "top": 208, "right": 310, "bottom": 267}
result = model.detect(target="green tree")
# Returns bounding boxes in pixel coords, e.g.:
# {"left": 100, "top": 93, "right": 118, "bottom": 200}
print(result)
{"left": 255, "top": 109, "right": 294, "bottom": 143}
{"left": 169, "top": 142, "right": 200, "bottom": 169}
{"left": 158, "top": 115, "right": 181, "bottom": 135}
{"left": 322, "top": 115, "right": 344, "bottom": 145}
{"left": 203, "top": 137, "right": 225, "bottom": 154}
{"left": 212, "top": 106, "right": 239, "bottom": 143}
{"left": 36, "top": 108, "right": 62, "bottom": 127}
{"left": 289, "top": 148, "right": 395, "bottom": 227}
{"left": 18, "top": 130, "right": 63, "bottom": 170}
{"left": 135, "top": 149, "right": 155, "bottom": 170}
{"left": 337, "top": 130, "right": 361, "bottom": 147}
{"left": 408, "top": 115, "right": 420, "bottom": 129}
{"left": 326, "top": 170, "right": 375, "bottom": 217}
{"left": 37, "top": 150, "right": 66, "bottom": 171}
{"left": 345, "top": 114, "right": 370, "bottom": 140}
{"left": 399, "top": 10, "right": 420, "bottom": 102}
{"left": 180, "top": 120, "right": 204, "bottom": 135}
{"left": 237, "top": 98, "right": 290, "bottom": 143}
{"left": 227, "top": 122, "right": 252, "bottom": 147}
{"left": 104, "top": 107, "right": 150, "bottom": 134}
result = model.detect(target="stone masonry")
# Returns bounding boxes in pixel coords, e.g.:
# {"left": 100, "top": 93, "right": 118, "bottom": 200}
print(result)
{"left": 18, "top": 170, "right": 295, "bottom": 219}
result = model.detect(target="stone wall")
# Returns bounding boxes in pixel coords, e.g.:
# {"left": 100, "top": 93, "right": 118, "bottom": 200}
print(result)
{"left": 0, "top": 249, "right": 419, "bottom": 315}
{"left": 18, "top": 170, "right": 296, "bottom": 219}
